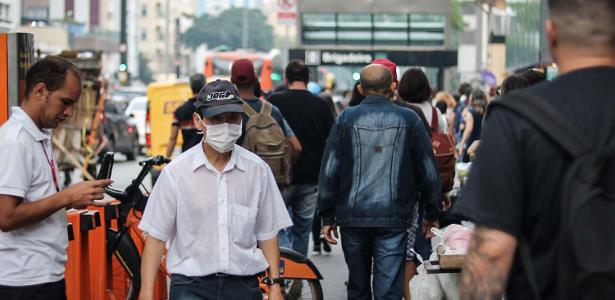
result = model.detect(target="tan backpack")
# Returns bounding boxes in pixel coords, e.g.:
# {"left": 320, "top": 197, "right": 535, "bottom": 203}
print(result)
{"left": 241, "top": 100, "right": 292, "bottom": 186}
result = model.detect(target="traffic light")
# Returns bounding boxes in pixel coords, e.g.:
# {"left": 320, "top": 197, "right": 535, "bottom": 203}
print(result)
{"left": 118, "top": 63, "right": 128, "bottom": 85}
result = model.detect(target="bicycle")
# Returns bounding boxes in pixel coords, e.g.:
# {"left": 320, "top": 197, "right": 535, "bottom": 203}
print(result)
{"left": 101, "top": 154, "right": 324, "bottom": 300}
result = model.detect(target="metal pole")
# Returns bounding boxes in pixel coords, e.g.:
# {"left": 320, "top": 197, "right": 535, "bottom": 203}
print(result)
{"left": 175, "top": 18, "right": 181, "bottom": 78}
{"left": 120, "top": 0, "right": 127, "bottom": 67}
{"left": 475, "top": 1, "right": 484, "bottom": 72}
{"left": 165, "top": 0, "right": 171, "bottom": 79}
{"left": 283, "top": 24, "right": 289, "bottom": 68}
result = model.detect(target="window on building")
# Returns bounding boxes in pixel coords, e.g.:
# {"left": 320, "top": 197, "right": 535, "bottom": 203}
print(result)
{"left": 156, "top": 2, "right": 163, "bottom": 17}
{"left": 156, "top": 26, "right": 163, "bottom": 40}
{"left": 141, "top": 5, "right": 147, "bottom": 17}
{"left": 302, "top": 13, "right": 336, "bottom": 44}
{"left": 300, "top": 12, "right": 446, "bottom": 47}
{"left": 374, "top": 14, "right": 408, "bottom": 45}
{"left": 141, "top": 30, "right": 147, "bottom": 41}
{"left": 409, "top": 14, "right": 446, "bottom": 46}
{"left": 337, "top": 13, "right": 372, "bottom": 45}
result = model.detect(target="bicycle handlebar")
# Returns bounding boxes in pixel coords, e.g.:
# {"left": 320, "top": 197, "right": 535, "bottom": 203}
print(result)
{"left": 103, "top": 154, "right": 171, "bottom": 204}
{"left": 139, "top": 155, "right": 171, "bottom": 167}
{"left": 105, "top": 186, "right": 127, "bottom": 202}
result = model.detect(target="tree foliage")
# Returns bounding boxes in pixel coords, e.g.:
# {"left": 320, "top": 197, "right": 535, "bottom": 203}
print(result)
{"left": 138, "top": 53, "right": 153, "bottom": 84}
{"left": 183, "top": 8, "right": 275, "bottom": 51}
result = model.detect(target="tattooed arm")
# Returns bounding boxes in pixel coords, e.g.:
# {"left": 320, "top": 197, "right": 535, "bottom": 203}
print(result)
{"left": 460, "top": 226, "right": 517, "bottom": 300}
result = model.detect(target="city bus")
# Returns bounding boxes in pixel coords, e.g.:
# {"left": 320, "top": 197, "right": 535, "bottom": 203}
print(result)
{"left": 203, "top": 50, "right": 273, "bottom": 92}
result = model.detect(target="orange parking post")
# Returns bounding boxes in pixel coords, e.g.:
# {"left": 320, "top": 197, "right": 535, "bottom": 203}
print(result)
{"left": 86, "top": 208, "right": 106, "bottom": 300}
{"left": 65, "top": 210, "right": 95, "bottom": 300}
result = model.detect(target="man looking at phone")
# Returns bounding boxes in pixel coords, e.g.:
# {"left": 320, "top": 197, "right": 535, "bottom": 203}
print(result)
{"left": 0, "top": 56, "right": 113, "bottom": 299}
{"left": 138, "top": 80, "right": 292, "bottom": 300}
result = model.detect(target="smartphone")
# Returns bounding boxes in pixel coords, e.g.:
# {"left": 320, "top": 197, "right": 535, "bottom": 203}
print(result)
{"left": 97, "top": 152, "right": 115, "bottom": 180}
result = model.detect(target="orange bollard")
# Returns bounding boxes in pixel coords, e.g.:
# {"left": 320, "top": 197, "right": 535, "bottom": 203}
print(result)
{"left": 65, "top": 209, "right": 97, "bottom": 300}
{"left": 87, "top": 208, "right": 106, "bottom": 300}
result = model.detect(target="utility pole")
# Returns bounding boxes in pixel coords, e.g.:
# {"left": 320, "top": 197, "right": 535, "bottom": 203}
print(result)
{"left": 165, "top": 0, "right": 172, "bottom": 79}
{"left": 175, "top": 18, "right": 181, "bottom": 78}
{"left": 119, "top": 0, "right": 128, "bottom": 84}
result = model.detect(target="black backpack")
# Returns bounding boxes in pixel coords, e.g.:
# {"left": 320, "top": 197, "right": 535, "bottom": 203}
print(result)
{"left": 493, "top": 91, "right": 615, "bottom": 300}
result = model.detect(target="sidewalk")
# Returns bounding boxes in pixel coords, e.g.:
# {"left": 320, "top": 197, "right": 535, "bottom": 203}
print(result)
{"left": 307, "top": 235, "right": 347, "bottom": 300}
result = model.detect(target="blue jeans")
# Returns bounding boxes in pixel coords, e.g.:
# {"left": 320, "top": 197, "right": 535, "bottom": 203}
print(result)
{"left": 169, "top": 274, "right": 262, "bottom": 300}
{"left": 278, "top": 184, "right": 318, "bottom": 257}
{"left": 340, "top": 227, "right": 407, "bottom": 300}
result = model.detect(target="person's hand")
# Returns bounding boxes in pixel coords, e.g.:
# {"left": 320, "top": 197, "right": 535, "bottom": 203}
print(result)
{"left": 62, "top": 179, "right": 113, "bottom": 209}
{"left": 422, "top": 219, "right": 440, "bottom": 239}
{"left": 458, "top": 145, "right": 465, "bottom": 160}
{"left": 322, "top": 224, "right": 339, "bottom": 244}
{"left": 268, "top": 284, "right": 284, "bottom": 300}
{"left": 467, "top": 140, "right": 481, "bottom": 161}
{"left": 442, "top": 194, "right": 453, "bottom": 212}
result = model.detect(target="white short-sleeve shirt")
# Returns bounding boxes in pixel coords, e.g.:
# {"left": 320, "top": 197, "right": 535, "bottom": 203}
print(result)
{"left": 0, "top": 107, "right": 68, "bottom": 286}
{"left": 417, "top": 101, "right": 448, "bottom": 134}
{"left": 138, "top": 144, "right": 292, "bottom": 276}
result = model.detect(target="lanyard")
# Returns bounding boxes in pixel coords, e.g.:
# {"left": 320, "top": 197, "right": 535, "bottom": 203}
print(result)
{"left": 40, "top": 141, "right": 60, "bottom": 192}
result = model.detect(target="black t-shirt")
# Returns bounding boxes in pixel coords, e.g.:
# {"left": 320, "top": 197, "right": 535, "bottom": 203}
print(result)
{"left": 452, "top": 67, "right": 615, "bottom": 299}
{"left": 269, "top": 89, "right": 334, "bottom": 184}
{"left": 173, "top": 97, "right": 200, "bottom": 152}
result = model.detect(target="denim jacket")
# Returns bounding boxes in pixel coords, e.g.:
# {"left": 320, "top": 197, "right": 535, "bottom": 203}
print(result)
{"left": 317, "top": 95, "right": 441, "bottom": 227}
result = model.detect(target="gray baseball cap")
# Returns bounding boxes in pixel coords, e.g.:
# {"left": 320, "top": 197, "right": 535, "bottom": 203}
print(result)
{"left": 194, "top": 80, "right": 244, "bottom": 117}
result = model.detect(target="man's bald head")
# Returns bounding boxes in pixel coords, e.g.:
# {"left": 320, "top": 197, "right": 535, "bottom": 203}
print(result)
{"left": 358, "top": 64, "right": 394, "bottom": 97}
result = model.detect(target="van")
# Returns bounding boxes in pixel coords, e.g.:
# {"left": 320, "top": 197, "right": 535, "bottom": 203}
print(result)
{"left": 145, "top": 81, "right": 192, "bottom": 181}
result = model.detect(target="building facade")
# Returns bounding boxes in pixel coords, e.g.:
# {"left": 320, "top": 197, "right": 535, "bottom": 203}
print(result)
{"left": 290, "top": 0, "right": 456, "bottom": 90}
{"left": 0, "top": 0, "right": 20, "bottom": 32}
{"left": 137, "top": 0, "right": 194, "bottom": 80}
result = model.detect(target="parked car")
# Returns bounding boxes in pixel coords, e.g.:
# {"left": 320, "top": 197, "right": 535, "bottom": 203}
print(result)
{"left": 102, "top": 100, "right": 140, "bottom": 160}
{"left": 124, "top": 96, "right": 147, "bottom": 148}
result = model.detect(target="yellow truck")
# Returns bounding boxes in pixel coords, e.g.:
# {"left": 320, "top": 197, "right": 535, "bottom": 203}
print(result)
{"left": 145, "top": 81, "right": 192, "bottom": 181}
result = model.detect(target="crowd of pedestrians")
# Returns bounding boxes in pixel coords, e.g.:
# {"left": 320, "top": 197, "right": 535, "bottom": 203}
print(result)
{"left": 1, "top": 0, "right": 614, "bottom": 299}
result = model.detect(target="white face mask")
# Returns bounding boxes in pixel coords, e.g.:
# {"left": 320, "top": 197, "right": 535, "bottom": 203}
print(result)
{"left": 199, "top": 118, "right": 242, "bottom": 153}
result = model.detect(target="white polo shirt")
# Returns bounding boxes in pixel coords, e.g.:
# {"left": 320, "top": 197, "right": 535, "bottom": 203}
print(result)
{"left": 0, "top": 107, "right": 68, "bottom": 286}
{"left": 139, "top": 144, "right": 292, "bottom": 276}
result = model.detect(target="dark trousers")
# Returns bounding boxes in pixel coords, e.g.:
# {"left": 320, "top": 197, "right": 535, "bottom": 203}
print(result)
{"left": 312, "top": 212, "right": 322, "bottom": 247}
{"left": 0, "top": 279, "right": 66, "bottom": 300}
{"left": 169, "top": 273, "right": 262, "bottom": 300}
{"left": 340, "top": 227, "right": 407, "bottom": 300}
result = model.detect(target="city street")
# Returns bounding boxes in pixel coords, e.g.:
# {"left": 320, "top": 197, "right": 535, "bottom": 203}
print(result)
{"left": 109, "top": 155, "right": 349, "bottom": 299}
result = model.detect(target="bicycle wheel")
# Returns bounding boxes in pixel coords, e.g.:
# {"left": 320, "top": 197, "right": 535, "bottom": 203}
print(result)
{"left": 107, "top": 228, "right": 141, "bottom": 300}
{"left": 282, "top": 279, "right": 323, "bottom": 300}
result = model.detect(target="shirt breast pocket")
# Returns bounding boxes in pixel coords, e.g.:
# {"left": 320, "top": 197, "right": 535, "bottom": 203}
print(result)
{"left": 231, "top": 204, "right": 258, "bottom": 248}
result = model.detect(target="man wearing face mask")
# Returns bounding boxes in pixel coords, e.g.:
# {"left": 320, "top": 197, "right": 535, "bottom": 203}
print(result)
{"left": 138, "top": 80, "right": 292, "bottom": 300}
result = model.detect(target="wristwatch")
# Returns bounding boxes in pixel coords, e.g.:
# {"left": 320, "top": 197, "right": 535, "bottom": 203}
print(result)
{"left": 263, "top": 277, "right": 284, "bottom": 286}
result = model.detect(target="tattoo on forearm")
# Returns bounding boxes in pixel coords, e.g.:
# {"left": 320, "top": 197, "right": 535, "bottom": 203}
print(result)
{"left": 460, "top": 227, "right": 507, "bottom": 300}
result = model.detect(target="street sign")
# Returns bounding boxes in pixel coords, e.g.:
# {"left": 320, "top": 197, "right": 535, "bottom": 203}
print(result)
{"left": 277, "top": 0, "right": 297, "bottom": 26}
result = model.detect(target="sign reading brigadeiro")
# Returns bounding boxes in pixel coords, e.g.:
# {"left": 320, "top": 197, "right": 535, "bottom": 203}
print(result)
{"left": 277, "top": 0, "right": 297, "bottom": 26}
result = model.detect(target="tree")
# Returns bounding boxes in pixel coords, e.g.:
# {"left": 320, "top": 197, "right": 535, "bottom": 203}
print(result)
{"left": 138, "top": 53, "right": 153, "bottom": 84}
{"left": 183, "top": 8, "right": 274, "bottom": 51}
{"left": 447, "top": 0, "right": 468, "bottom": 48}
